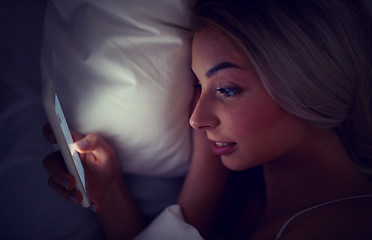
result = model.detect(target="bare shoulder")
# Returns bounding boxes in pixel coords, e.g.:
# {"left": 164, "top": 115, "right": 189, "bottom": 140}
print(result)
{"left": 280, "top": 196, "right": 372, "bottom": 240}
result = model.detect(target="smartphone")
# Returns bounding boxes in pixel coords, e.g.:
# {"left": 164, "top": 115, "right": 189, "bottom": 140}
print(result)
{"left": 42, "top": 79, "right": 90, "bottom": 208}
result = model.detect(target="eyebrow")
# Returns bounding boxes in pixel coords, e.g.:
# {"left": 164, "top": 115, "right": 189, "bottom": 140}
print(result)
{"left": 206, "top": 62, "right": 242, "bottom": 78}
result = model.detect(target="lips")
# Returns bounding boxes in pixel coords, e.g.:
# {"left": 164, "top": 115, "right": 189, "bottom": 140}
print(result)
{"left": 211, "top": 141, "right": 237, "bottom": 155}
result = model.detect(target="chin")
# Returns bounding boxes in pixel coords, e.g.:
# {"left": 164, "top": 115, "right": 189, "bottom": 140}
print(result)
{"left": 221, "top": 155, "right": 254, "bottom": 171}
{"left": 221, "top": 154, "right": 262, "bottom": 171}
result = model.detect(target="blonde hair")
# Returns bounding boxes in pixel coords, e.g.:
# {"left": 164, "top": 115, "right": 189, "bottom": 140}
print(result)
{"left": 191, "top": 0, "right": 372, "bottom": 174}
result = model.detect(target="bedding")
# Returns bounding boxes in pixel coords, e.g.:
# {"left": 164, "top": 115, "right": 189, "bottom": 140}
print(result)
{"left": 135, "top": 205, "right": 203, "bottom": 240}
{"left": 41, "top": 0, "right": 194, "bottom": 221}
{"left": 41, "top": 0, "right": 194, "bottom": 177}
{"left": 1, "top": 0, "right": 193, "bottom": 239}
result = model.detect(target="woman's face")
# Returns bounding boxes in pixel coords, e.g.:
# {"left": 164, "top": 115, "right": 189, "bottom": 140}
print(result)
{"left": 190, "top": 27, "right": 308, "bottom": 170}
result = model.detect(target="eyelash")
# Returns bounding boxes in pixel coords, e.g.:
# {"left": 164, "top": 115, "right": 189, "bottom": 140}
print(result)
{"left": 216, "top": 87, "right": 241, "bottom": 97}
{"left": 193, "top": 83, "right": 241, "bottom": 98}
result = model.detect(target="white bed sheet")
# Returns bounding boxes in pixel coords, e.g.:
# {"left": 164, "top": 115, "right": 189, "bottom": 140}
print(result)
{"left": 0, "top": 1, "right": 190, "bottom": 239}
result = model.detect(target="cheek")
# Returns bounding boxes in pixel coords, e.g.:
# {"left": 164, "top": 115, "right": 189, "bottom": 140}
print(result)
{"left": 216, "top": 83, "right": 309, "bottom": 170}
{"left": 226, "top": 100, "right": 305, "bottom": 164}
{"left": 229, "top": 99, "right": 287, "bottom": 136}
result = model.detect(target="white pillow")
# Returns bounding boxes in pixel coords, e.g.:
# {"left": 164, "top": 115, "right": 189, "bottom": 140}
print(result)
{"left": 41, "top": 0, "right": 193, "bottom": 177}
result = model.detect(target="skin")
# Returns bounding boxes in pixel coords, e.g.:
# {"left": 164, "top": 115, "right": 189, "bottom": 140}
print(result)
{"left": 188, "top": 27, "right": 372, "bottom": 239}
{"left": 43, "top": 123, "right": 146, "bottom": 240}
{"left": 190, "top": 27, "right": 309, "bottom": 171}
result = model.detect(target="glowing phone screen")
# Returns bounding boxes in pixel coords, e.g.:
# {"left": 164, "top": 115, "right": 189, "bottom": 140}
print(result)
{"left": 54, "top": 94, "right": 86, "bottom": 192}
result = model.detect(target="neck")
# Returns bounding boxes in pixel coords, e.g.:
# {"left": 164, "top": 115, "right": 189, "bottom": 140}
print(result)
{"left": 261, "top": 128, "right": 371, "bottom": 221}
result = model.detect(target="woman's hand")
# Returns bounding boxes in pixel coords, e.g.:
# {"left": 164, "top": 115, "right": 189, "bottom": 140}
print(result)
{"left": 42, "top": 123, "right": 122, "bottom": 210}
{"left": 73, "top": 132, "right": 123, "bottom": 209}
{"left": 42, "top": 123, "right": 145, "bottom": 239}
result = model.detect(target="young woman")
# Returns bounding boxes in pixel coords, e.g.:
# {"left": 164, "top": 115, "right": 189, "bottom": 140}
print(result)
{"left": 179, "top": 0, "right": 372, "bottom": 239}
{"left": 43, "top": 0, "right": 372, "bottom": 239}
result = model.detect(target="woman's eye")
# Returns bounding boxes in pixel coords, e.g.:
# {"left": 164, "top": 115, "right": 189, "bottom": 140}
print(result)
{"left": 216, "top": 87, "right": 241, "bottom": 97}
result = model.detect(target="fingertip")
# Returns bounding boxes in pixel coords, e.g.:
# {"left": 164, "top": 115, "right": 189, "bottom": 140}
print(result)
{"left": 75, "top": 134, "right": 100, "bottom": 153}
{"left": 43, "top": 122, "right": 57, "bottom": 144}
{"left": 89, "top": 198, "right": 100, "bottom": 212}
{"left": 68, "top": 194, "right": 78, "bottom": 204}
{"left": 42, "top": 151, "right": 61, "bottom": 170}
{"left": 74, "top": 139, "right": 89, "bottom": 152}
{"left": 89, "top": 202, "right": 98, "bottom": 212}
{"left": 76, "top": 192, "right": 83, "bottom": 205}
{"left": 61, "top": 177, "right": 75, "bottom": 191}
{"left": 68, "top": 191, "right": 83, "bottom": 205}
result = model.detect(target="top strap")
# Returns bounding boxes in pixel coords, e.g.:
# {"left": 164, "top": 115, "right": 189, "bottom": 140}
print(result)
{"left": 275, "top": 194, "right": 372, "bottom": 239}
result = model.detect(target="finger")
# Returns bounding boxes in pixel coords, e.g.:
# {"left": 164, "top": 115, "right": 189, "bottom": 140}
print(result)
{"left": 42, "top": 122, "right": 83, "bottom": 144}
{"left": 43, "top": 151, "right": 75, "bottom": 191}
{"left": 71, "top": 131, "right": 83, "bottom": 143}
{"left": 74, "top": 133, "right": 114, "bottom": 162}
{"left": 68, "top": 131, "right": 84, "bottom": 160}
{"left": 89, "top": 199, "right": 99, "bottom": 212}
{"left": 42, "top": 122, "right": 57, "bottom": 144}
{"left": 47, "top": 177, "right": 83, "bottom": 205}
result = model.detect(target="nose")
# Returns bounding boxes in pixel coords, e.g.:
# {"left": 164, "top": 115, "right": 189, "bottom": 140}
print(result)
{"left": 189, "top": 95, "right": 219, "bottom": 130}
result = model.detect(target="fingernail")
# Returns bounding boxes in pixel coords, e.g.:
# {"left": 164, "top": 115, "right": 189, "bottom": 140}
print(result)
{"left": 68, "top": 195, "right": 78, "bottom": 204}
{"left": 62, "top": 179, "right": 70, "bottom": 189}
{"left": 48, "top": 132, "right": 56, "bottom": 143}
{"left": 75, "top": 139, "right": 88, "bottom": 149}
{"left": 90, "top": 204, "right": 97, "bottom": 212}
